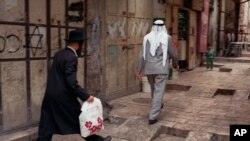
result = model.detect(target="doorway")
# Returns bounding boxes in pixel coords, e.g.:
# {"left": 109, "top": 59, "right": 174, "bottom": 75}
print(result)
{"left": 178, "top": 9, "right": 189, "bottom": 70}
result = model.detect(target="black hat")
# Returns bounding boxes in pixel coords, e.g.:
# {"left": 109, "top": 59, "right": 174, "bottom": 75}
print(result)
{"left": 66, "top": 29, "right": 84, "bottom": 42}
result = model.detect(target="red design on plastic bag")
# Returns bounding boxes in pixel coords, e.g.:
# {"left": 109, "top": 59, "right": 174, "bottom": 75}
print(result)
{"left": 85, "top": 121, "right": 92, "bottom": 128}
{"left": 97, "top": 117, "right": 103, "bottom": 124}
{"left": 84, "top": 117, "right": 103, "bottom": 133}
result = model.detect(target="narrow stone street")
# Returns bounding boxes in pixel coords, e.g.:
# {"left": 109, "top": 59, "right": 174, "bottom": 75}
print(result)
{"left": 1, "top": 57, "right": 250, "bottom": 141}
{"left": 48, "top": 56, "right": 250, "bottom": 141}
{"left": 1, "top": 0, "right": 250, "bottom": 141}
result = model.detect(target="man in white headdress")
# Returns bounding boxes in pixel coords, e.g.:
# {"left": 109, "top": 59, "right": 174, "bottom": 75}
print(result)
{"left": 136, "top": 19, "right": 179, "bottom": 124}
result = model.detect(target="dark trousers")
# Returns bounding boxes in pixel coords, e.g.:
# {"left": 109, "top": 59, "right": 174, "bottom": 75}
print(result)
{"left": 206, "top": 58, "right": 214, "bottom": 70}
{"left": 37, "top": 133, "right": 105, "bottom": 141}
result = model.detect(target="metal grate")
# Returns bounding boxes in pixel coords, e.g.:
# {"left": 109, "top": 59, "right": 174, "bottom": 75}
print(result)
{"left": 0, "top": 0, "right": 87, "bottom": 134}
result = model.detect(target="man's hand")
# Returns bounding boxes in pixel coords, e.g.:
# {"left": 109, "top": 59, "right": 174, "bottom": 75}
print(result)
{"left": 86, "top": 95, "right": 94, "bottom": 103}
{"left": 136, "top": 71, "right": 143, "bottom": 80}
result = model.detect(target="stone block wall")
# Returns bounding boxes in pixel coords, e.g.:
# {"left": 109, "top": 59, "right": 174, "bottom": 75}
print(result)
{"left": 0, "top": 0, "right": 86, "bottom": 133}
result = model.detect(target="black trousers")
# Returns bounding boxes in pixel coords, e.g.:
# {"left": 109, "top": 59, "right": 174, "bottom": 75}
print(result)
{"left": 37, "top": 133, "right": 105, "bottom": 141}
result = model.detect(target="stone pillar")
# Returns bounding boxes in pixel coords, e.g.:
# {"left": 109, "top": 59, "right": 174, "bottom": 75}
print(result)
{"left": 218, "top": 0, "right": 226, "bottom": 56}
{"left": 86, "top": 0, "right": 106, "bottom": 99}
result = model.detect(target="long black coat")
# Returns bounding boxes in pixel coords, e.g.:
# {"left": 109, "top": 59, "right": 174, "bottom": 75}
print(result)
{"left": 38, "top": 47, "right": 90, "bottom": 135}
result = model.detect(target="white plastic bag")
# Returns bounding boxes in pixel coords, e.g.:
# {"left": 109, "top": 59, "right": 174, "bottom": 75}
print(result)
{"left": 79, "top": 97, "right": 104, "bottom": 137}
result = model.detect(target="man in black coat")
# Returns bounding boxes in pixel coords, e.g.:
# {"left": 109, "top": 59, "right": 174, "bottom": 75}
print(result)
{"left": 37, "top": 30, "right": 112, "bottom": 141}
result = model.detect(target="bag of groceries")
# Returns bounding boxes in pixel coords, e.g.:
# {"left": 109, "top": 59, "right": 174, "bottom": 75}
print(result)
{"left": 79, "top": 97, "right": 104, "bottom": 137}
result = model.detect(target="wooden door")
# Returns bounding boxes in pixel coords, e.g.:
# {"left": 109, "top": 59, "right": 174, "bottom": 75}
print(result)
{"left": 105, "top": 0, "right": 152, "bottom": 99}
{"left": 106, "top": 0, "right": 128, "bottom": 97}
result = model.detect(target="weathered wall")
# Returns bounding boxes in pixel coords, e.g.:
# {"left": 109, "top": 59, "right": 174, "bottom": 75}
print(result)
{"left": 105, "top": 0, "right": 153, "bottom": 99}
{"left": 0, "top": 0, "right": 86, "bottom": 133}
{"left": 225, "top": 0, "right": 236, "bottom": 30}
{"left": 86, "top": 0, "right": 105, "bottom": 98}
{"left": 239, "top": 1, "right": 250, "bottom": 41}
{"left": 198, "top": 0, "right": 209, "bottom": 53}
{"left": 1, "top": 61, "right": 27, "bottom": 129}
{"left": 165, "top": 0, "right": 205, "bottom": 69}
{"left": 153, "top": 0, "right": 166, "bottom": 18}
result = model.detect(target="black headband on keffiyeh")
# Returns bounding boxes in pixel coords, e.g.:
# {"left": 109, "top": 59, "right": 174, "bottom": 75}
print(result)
{"left": 153, "top": 18, "right": 165, "bottom": 26}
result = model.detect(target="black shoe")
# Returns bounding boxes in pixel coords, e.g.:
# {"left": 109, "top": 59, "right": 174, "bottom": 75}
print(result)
{"left": 149, "top": 119, "right": 158, "bottom": 124}
{"left": 104, "top": 136, "right": 112, "bottom": 141}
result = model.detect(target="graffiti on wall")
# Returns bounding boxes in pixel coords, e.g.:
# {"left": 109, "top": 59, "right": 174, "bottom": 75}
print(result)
{"left": 25, "top": 26, "right": 44, "bottom": 56}
{"left": 107, "top": 18, "right": 150, "bottom": 41}
{"left": 0, "top": 34, "right": 22, "bottom": 53}
{"left": 108, "top": 18, "right": 126, "bottom": 40}
{"left": 131, "top": 20, "right": 150, "bottom": 38}
{"left": 0, "top": 26, "right": 46, "bottom": 56}
{"left": 67, "top": 1, "right": 84, "bottom": 22}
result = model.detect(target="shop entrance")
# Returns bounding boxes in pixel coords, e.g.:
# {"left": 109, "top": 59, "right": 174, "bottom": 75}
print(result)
{"left": 178, "top": 9, "right": 189, "bottom": 70}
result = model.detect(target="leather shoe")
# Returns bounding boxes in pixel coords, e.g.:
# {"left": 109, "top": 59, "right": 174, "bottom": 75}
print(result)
{"left": 104, "top": 136, "right": 112, "bottom": 141}
{"left": 149, "top": 119, "right": 158, "bottom": 124}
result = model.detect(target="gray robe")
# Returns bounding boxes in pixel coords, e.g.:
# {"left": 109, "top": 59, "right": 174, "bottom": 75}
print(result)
{"left": 137, "top": 37, "right": 178, "bottom": 74}
{"left": 137, "top": 36, "right": 178, "bottom": 120}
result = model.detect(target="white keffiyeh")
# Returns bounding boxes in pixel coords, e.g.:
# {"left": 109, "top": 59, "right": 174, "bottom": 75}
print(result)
{"left": 143, "top": 20, "right": 169, "bottom": 66}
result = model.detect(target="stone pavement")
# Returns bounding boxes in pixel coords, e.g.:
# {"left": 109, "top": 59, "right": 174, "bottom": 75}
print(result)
{"left": 96, "top": 62, "right": 250, "bottom": 141}
{"left": 52, "top": 61, "right": 250, "bottom": 141}
{"left": 2, "top": 61, "right": 250, "bottom": 141}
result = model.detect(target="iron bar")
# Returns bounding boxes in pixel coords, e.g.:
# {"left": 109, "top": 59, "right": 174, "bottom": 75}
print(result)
{"left": 0, "top": 21, "right": 83, "bottom": 29}
{"left": 25, "top": 0, "right": 32, "bottom": 122}
{"left": 46, "top": 0, "right": 51, "bottom": 72}
{"left": 84, "top": 0, "right": 88, "bottom": 88}
{"left": 0, "top": 57, "right": 50, "bottom": 62}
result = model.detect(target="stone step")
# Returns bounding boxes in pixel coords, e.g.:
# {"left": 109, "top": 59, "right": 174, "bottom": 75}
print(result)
{"left": 0, "top": 127, "right": 37, "bottom": 141}
{"left": 241, "top": 53, "right": 250, "bottom": 57}
{"left": 0, "top": 124, "right": 230, "bottom": 141}
{"left": 214, "top": 57, "right": 250, "bottom": 63}
{"left": 102, "top": 117, "right": 162, "bottom": 141}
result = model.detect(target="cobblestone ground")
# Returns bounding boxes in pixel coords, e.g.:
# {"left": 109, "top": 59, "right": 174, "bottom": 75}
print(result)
{"left": 53, "top": 62, "right": 250, "bottom": 141}
{"left": 99, "top": 62, "right": 250, "bottom": 141}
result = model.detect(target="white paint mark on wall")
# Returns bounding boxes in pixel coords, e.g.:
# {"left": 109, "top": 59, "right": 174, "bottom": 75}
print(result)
{"left": 108, "top": 18, "right": 150, "bottom": 40}
{"left": 108, "top": 22, "right": 118, "bottom": 40}
{"left": 130, "top": 21, "right": 137, "bottom": 38}
{"left": 130, "top": 20, "right": 150, "bottom": 38}
{"left": 108, "top": 18, "right": 126, "bottom": 40}
{"left": 117, "top": 18, "right": 126, "bottom": 39}
{"left": 5, "top": 0, "right": 18, "bottom": 11}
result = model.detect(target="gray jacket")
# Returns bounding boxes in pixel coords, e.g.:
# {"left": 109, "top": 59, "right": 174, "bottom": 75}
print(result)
{"left": 137, "top": 37, "right": 178, "bottom": 75}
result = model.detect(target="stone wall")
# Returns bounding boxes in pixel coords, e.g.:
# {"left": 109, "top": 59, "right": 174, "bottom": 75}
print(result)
{"left": 86, "top": 0, "right": 105, "bottom": 98}
{"left": 0, "top": 0, "right": 86, "bottom": 133}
